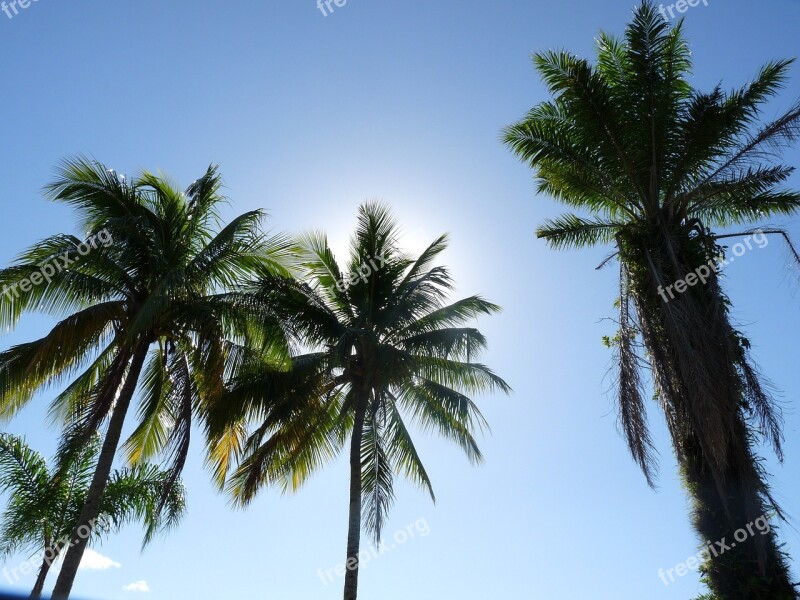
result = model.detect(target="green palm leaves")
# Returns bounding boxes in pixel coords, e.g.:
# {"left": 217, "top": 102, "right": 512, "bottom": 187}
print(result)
{"left": 504, "top": 0, "right": 800, "bottom": 486}
{"left": 206, "top": 202, "right": 508, "bottom": 599}
{"left": 0, "top": 433, "right": 185, "bottom": 596}
{"left": 504, "top": 3, "right": 800, "bottom": 249}
{"left": 0, "top": 160, "right": 507, "bottom": 600}
{"left": 505, "top": 2, "right": 800, "bottom": 598}
{"left": 0, "top": 158, "right": 295, "bottom": 598}
{"left": 223, "top": 202, "right": 507, "bottom": 524}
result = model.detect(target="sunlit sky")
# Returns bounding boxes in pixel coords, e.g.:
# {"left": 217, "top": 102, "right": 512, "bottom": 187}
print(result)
{"left": 1, "top": 1, "right": 799, "bottom": 599}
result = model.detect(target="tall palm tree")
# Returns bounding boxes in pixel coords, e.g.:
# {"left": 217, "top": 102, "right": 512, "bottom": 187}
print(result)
{"left": 0, "top": 433, "right": 185, "bottom": 598}
{"left": 0, "top": 158, "right": 292, "bottom": 598}
{"left": 504, "top": 3, "right": 800, "bottom": 598}
{"left": 210, "top": 202, "right": 510, "bottom": 600}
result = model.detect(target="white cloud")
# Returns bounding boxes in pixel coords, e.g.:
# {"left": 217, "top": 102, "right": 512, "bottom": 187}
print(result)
{"left": 123, "top": 580, "right": 150, "bottom": 593}
{"left": 79, "top": 548, "right": 122, "bottom": 570}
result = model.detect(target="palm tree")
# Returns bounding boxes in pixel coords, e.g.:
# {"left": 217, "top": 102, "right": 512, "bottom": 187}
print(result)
{"left": 504, "top": 3, "right": 800, "bottom": 598}
{"left": 0, "top": 433, "right": 185, "bottom": 598}
{"left": 0, "top": 158, "right": 292, "bottom": 598}
{"left": 210, "top": 202, "right": 510, "bottom": 600}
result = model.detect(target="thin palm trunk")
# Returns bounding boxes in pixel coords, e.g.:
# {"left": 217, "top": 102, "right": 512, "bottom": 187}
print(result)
{"left": 51, "top": 343, "right": 149, "bottom": 599}
{"left": 30, "top": 554, "right": 53, "bottom": 599}
{"left": 343, "top": 389, "right": 368, "bottom": 600}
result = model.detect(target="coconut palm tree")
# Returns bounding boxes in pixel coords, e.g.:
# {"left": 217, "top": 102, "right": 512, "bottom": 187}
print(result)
{"left": 0, "top": 433, "right": 185, "bottom": 598}
{"left": 210, "top": 202, "right": 510, "bottom": 600}
{"left": 0, "top": 158, "right": 292, "bottom": 598}
{"left": 504, "top": 3, "right": 800, "bottom": 598}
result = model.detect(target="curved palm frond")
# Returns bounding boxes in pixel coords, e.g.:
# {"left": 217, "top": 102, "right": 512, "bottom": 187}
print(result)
{"left": 221, "top": 202, "right": 509, "bottom": 553}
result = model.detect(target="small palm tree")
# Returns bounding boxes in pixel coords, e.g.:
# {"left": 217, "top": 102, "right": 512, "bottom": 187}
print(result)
{"left": 0, "top": 158, "right": 292, "bottom": 598}
{"left": 210, "top": 202, "right": 510, "bottom": 600}
{"left": 0, "top": 433, "right": 185, "bottom": 598}
{"left": 504, "top": 2, "right": 800, "bottom": 598}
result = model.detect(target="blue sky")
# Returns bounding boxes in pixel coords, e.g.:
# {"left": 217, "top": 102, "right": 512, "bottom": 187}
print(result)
{"left": 0, "top": 0, "right": 799, "bottom": 598}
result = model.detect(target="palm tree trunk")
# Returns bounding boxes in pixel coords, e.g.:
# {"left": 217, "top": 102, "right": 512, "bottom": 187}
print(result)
{"left": 342, "top": 389, "right": 368, "bottom": 600}
{"left": 29, "top": 554, "right": 53, "bottom": 599}
{"left": 629, "top": 232, "right": 798, "bottom": 599}
{"left": 682, "top": 424, "right": 797, "bottom": 599}
{"left": 51, "top": 342, "right": 149, "bottom": 600}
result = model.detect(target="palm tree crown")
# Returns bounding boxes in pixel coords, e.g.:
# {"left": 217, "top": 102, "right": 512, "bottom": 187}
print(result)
{"left": 0, "top": 158, "right": 292, "bottom": 598}
{"left": 0, "top": 433, "right": 185, "bottom": 597}
{"left": 213, "top": 202, "right": 510, "bottom": 600}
